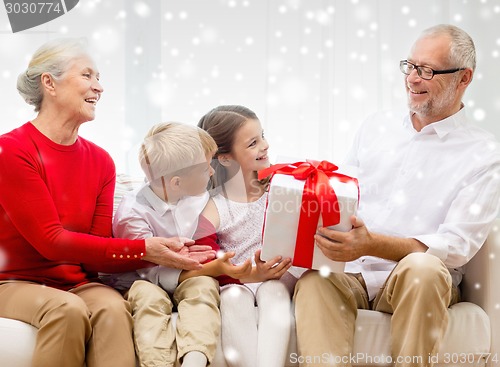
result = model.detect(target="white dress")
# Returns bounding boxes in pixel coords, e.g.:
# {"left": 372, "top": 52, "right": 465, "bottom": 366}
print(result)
{"left": 212, "top": 191, "right": 294, "bottom": 367}
{"left": 212, "top": 192, "right": 267, "bottom": 294}
{"left": 212, "top": 191, "right": 268, "bottom": 266}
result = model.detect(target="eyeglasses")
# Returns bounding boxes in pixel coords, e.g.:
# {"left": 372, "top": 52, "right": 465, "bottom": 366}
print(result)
{"left": 399, "top": 60, "right": 465, "bottom": 80}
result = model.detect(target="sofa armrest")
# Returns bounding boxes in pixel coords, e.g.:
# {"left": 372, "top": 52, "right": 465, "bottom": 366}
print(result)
{"left": 462, "top": 219, "right": 500, "bottom": 365}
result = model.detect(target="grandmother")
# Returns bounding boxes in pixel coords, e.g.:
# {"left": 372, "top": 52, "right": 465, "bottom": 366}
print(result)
{"left": 0, "top": 38, "right": 214, "bottom": 367}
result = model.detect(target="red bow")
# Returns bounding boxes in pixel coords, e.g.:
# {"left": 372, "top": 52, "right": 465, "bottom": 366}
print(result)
{"left": 259, "top": 160, "right": 358, "bottom": 268}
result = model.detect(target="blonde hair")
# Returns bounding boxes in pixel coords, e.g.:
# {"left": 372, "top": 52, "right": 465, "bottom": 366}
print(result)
{"left": 17, "top": 38, "right": 89, "bottom": 112}
{"left": 139, "top": 122, "right": 217, "bottom": 183}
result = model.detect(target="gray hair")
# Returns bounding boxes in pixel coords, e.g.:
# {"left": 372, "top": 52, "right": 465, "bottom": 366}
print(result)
{"left": 419, "top": 24, "right": 476, "bottom": 71}
{"left": 17, "top": 38, "right": 89, "bottom": 112}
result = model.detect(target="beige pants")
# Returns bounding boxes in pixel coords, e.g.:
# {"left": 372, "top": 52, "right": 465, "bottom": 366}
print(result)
{"left": 127, "top": 276, "right": 220, "bottom": 367}
{"left": 293, "top": 253, "right": 457, "bottom": 367}
{"left": 0, "top": 280, "right": 135, "bottom": 367}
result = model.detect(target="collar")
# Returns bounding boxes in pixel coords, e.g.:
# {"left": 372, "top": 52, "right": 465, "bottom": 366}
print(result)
{"left": 139, "top": 184, "right": 210, "bottom": 217}
{"left": 405, "top": 106, "right": 468, "bottom": 139}
{"left": 139, "top": 184, "right": 210, "bottom": 238}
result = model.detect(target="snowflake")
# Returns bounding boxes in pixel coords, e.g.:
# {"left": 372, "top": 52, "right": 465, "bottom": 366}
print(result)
{"left": 133, "top": 2, "right": 150, "bottom": 18}
{"left": 200, "top": 27, "right": 218, "bottom": 44}
{"left": 224, "top": 347, "right": 241, "bottom": 364}
{"left": 469, "top": 203, "right": 482, "bottom": 216}
{"left": 429, "top": 327, "right": 441, "bottom": 340}
{"left": 227, "top": 286, "right": 243, "bottom": 298}
{"left": 473, "top": 109, "right": 486, "bottom": 121}
{"left": 319, "top": 266, "right": 330, "bottom": 278}
{"left": 116, "top": 10, "right": 126, "bottom": 19}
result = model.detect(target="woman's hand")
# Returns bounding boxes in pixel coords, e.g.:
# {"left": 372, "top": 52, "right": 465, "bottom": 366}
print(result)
{"left": 241, "top": 249, "right": 292, "bottom": 283}
{"left": 184, "top": 241, "right": 217, "bottom": 263}
{"left": 143, "top": 237, "right": 204, "bottom": 270}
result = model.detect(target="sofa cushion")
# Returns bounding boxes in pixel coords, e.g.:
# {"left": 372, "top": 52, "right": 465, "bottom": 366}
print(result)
{"left": 113, "top": 173, "right": 145, "bottom": 216}
{"left": 350, "top": 302, "right": 490, "bottom": 367}
{"left": 0, "top": 317, "right": 37, "bottom": 367}
{"left": 284, "top": 302, "right": 489, "bottom": 367}
{"left": 0, "top": 301, "right": 489, "bottom": 367}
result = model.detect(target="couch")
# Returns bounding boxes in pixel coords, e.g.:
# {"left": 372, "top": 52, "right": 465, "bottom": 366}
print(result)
{"left": 1, "top": 175, "right": 499, "bottom": 367}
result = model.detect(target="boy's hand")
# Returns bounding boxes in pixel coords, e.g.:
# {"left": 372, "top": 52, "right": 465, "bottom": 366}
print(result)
{"left": 214, "top": 252, "right": 252, "bottom": 279}
{"left": 143, "top": 237, "right": 203, "bottom": 270}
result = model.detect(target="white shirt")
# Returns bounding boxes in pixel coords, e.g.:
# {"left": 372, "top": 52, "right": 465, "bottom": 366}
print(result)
{"left": 344, "top": 108, "right": 500, "bottom": 300}
{"left": 106, "top": 183, "right": 209, "bottom": 293}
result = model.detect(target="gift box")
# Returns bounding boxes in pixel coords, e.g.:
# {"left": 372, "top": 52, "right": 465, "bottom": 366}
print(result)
{"left": 259, "top": 160, "right": 359, "bottom": 273}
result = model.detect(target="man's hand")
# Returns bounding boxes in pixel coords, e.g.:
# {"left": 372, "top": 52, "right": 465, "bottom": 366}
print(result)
{"left": 314, "top": 215, "right": 370, "bottom": 262}
{"left": 143, "top": 237, "right": 203, "bottom": 271}
{"left": 315, "top": 215, "right": 427, "bottom": 262}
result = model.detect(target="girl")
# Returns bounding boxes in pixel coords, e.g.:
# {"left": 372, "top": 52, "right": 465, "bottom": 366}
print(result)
{"left": 198, "top": 105, "right": 298, "bottom": 367}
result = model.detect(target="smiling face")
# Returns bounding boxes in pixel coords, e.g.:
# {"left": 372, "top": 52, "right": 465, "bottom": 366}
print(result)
{"left": 226, "top": 118, "right": 270, "bottom": 174}
{"left": 405, "top": 34, "right": 467, "bottom": 127}
{"left": 49, "top": 54, "right": 103, "bottom": 124}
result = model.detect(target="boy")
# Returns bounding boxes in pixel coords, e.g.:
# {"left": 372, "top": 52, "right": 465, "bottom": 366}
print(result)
{"left": 108, "top": 122, "right": 250, "bottom": 367}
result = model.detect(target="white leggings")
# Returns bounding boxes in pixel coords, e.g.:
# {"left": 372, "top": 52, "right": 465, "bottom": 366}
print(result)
{"left": 220, "top": 279, "right": 294, "bottom": 367}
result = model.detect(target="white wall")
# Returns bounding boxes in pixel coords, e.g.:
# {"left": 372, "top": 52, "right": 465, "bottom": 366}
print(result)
{"left": 1, "top": 0, "right": 499, "bottom": 176}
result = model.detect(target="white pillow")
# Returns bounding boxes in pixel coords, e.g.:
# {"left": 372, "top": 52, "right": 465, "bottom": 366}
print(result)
{"left": 113, "top": 173, "right": 145, "bottom": 216}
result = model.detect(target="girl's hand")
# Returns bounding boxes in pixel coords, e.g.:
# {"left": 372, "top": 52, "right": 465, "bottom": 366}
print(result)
{"left": 215, "top": 252, "right": 252, "bottom": 279}
{"left": 243, "top": 249, "right": 292, "bottom": 282}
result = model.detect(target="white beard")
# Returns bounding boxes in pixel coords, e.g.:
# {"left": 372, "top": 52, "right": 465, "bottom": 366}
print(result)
{"left": 407, "top": 81, "right": 457, "bottom": 117}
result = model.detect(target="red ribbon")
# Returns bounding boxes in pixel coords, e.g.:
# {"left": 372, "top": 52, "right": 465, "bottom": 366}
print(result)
{"left": 259, "top": 160, "right": 358, "bottom": 268}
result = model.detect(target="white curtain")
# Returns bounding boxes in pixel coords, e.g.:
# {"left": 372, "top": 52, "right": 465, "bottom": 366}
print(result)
{"left": 1, "top": 0, "right": 499, "bottom": 175}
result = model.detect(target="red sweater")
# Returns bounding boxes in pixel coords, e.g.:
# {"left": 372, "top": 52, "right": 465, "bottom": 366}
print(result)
{"left": 0, "top": 122, "right": 148, "bottom": 290}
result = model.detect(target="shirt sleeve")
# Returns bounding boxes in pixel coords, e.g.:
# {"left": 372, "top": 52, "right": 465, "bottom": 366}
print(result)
{"left": 414, "top": 161, "right": 500, "bottom": 268}
{"left": 112, "top": 197, "right": 156, "bottom": 240}
{"left": 112, "top": 193, "right": 185, "bottom": 291}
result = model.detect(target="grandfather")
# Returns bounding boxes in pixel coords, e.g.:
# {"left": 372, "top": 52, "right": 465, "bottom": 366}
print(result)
{"left": 294, "top": 24, "right": 500, "bottom": 367}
